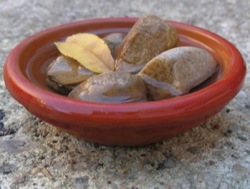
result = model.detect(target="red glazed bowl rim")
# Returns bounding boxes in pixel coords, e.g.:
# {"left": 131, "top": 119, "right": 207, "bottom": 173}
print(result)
{"left": 4, "top": 17, "right": 246, "bottom": 128}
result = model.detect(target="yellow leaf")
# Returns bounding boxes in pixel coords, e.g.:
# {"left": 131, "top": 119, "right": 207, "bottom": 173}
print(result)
{"left": 55, "top": 42, "right": 111, "bottom": 73}
{"left": 55, "top": 33, "right": 114, "bottom": 73}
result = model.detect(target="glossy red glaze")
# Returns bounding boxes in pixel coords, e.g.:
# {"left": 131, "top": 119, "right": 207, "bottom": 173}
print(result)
{"left": 4, "top": 18, "right": 246, "bottom": 146}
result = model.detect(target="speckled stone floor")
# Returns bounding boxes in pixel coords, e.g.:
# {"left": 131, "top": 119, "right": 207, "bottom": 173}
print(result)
{"left": 0, "top": 0, "right": 250, "bottom": 188}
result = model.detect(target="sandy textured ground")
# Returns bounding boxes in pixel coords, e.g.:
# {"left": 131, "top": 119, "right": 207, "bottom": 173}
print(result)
{"left": 0, "top": 0, "right": 250, "bottom": 188}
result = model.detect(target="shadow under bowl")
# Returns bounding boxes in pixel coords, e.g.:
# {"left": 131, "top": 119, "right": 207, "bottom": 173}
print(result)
{"left": 3, "top": 18, "right": 246, "bottom": 146}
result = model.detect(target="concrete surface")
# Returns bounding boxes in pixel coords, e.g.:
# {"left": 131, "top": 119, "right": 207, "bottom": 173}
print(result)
{"left": 0, "top": 0, "right": 250, "bottom": 188}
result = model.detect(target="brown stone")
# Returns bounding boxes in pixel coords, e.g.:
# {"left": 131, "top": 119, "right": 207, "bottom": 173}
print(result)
{"left": 116, "top": 15, "right": 179, "bottom": 73}
{"left": 69, "top": 72, "right": 147, "bottom": 103}
{"left": 138, "top": 46, "right": 218, "bottom": 100}
{"left": 46, "top": 55, "right": 95, "bottom": 94}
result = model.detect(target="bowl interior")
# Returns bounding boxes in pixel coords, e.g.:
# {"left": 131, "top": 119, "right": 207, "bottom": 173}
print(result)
{"left": 21, "top": 21, "right": 223, "bottom": 98}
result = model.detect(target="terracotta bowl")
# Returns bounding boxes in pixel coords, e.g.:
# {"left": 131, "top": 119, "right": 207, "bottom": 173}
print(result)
{"left": 4, "top": 18, "right": 246, "bottom": 146}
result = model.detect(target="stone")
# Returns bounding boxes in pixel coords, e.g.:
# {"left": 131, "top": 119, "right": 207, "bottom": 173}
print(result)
{"left": 69, "top": 72, "right": 147, "bottom": 103}
{"left": 103, "top": 33, "right": 126, "bottom": 58}
{"left": 116, "top": 15, "right": 178, "bottom": 73}
{"left": 46, "top": 55, "right": 95, "bottom": 95}
{"left": 139, "top": 46, "right": 218, "bottom": 100}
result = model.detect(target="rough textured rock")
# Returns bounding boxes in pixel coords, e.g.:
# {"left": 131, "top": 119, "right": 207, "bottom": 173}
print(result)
{"left": 116, "top": 15, "right": 178, "bottom": 73}
{"left": 1, "top": 0, "right": 250, "bottom": 189}
{"left": 139, "top": 46, "right": 217, "bottom": 100}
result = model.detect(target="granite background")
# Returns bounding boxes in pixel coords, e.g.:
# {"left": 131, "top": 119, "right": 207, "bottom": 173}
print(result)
{"left": 0, "top": 0, "right": 250, "bottom": 188}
